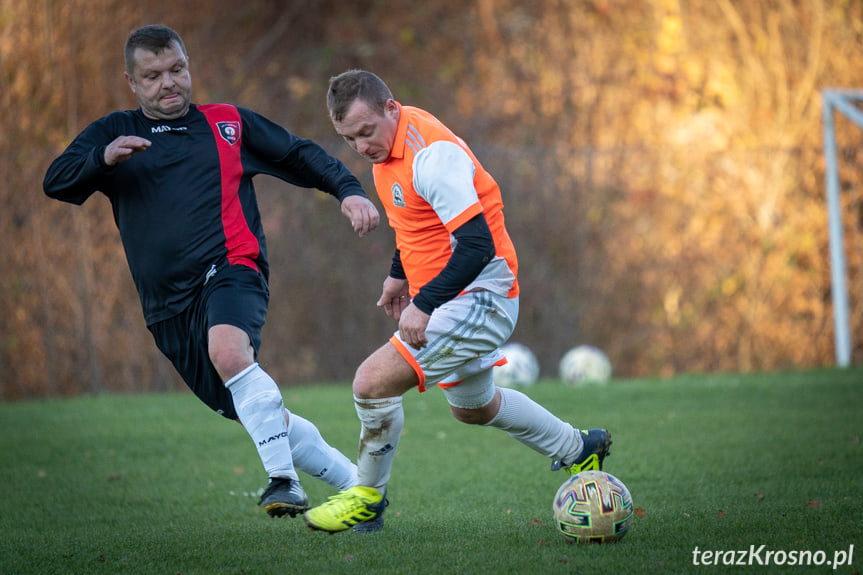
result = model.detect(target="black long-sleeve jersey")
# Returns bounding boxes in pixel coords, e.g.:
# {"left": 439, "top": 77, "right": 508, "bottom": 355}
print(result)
{"left": 44, "top": 103, "right": 367, "bottom": 325}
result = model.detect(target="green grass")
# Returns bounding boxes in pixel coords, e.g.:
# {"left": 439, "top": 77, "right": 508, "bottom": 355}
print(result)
{"left": 1, "top": 368, "right": 861, "bottom": 574}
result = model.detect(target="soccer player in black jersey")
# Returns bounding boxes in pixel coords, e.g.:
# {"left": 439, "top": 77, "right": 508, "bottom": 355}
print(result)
{"left": 43, "top": 25, "right": 380, "bottom": 522}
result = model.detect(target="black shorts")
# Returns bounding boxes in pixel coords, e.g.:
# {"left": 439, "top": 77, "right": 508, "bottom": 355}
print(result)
{"left": 148, "top": 264, "right": 269, "bottom": 420}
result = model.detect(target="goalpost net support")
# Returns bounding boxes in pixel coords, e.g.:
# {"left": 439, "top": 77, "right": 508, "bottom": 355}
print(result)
{"left": 821, "top": 89, "right": 863, "bottom": 368}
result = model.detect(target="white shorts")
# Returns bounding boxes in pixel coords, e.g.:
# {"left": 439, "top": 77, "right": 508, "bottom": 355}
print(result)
{"left": 389, "top": 291, "right": 519, "bottom": 408}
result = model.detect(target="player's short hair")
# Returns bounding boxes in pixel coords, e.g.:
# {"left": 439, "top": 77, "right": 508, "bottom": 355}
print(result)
{"left": 124, "top": 25, "right": 187, "bottom": 74}
{"left": 327, "top": 70, "right": 393, "bottom": 122}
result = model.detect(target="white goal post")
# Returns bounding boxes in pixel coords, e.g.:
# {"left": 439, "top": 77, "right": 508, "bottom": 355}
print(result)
{"left": 821, "top": 89, "right": 862, "bottom": 368}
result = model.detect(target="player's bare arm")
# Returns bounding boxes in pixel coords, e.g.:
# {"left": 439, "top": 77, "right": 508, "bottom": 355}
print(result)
{"left": 341, "top": 195, "right": 380, "bottom": 237}
{"left": 104, "top": 135, "right": 152, "bottom": 166}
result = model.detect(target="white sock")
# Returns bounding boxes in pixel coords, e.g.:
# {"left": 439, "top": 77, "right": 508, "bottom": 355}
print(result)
{"left": 225, "top": 363, "right": 297, "bottom": 480}
{"left": 354, "top": 395, "right": 403, "bottom": 491}
{"left": 485, "top": 387, "right": 582, "bottom": 462}
{"left": 286, "top": 410, "right": 357, "bottom": 490}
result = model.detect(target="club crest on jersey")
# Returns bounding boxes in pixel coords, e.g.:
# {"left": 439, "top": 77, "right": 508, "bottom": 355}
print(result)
{"left": 216, "top": 121, "right": 240, "bottom": 145}
{"left": 392, "top": 183, "right": 406, "bottom": 207}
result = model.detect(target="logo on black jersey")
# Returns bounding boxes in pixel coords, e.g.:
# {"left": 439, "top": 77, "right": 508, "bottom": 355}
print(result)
{"left": 151, "top": 125, "right": 188, "bottom": 134}
{"left": 392, "top": 183, "right": 406, "bottom": 207}
{"left": 216, "top": 121, "right": 240, "bottom": 145}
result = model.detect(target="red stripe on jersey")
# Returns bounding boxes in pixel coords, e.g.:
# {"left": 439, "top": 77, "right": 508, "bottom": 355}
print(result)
{"left": 199, "top": 104, "right": 260, "bottom": 271}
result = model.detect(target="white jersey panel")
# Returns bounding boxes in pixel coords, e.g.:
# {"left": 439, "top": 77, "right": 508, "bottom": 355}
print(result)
{"left": 412, "top": 140, "right": 478, "bottom": 227}
{"left": 410, "top": 138, "right": 516, "bottom": 298}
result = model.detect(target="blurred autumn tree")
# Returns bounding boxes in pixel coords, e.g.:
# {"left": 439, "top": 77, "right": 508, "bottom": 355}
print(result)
{"left": 1, "top": 0, "right": 861, "bottom": 399}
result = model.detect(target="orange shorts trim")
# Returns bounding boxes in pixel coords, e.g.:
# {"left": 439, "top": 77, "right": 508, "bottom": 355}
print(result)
{"left": 389, "top": 335, "right": 427, "bottom": 391}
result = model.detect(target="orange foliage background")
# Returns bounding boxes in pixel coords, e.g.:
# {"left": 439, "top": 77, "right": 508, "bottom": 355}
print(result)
{"left": 1, "top": 0, "right": 861, "bottom": 399}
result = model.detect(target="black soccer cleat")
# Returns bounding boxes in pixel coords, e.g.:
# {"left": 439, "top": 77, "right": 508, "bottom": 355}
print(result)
{"left": 351, "top": 497, "right": 389, "bottom": 533}
{"left": 551, "top": 428, "right": 612, "bottom": 475}
{"left": 258, "top": 477, "right": 310, "bottom": 518}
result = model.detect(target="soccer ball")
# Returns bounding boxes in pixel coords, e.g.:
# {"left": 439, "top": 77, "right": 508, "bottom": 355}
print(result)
{"left": 552, "top": 470, "right": 634, "bottom": 544}
{"left": 559, "top": 345, "right": 612, "bottom": 386}
{"left": 492, "top": 342, "right": 540, "bottom": 388}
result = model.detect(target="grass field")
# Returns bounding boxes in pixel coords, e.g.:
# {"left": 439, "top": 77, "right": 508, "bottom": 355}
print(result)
{"left": 1, "top": 367, "right": 861, "bottom": 575}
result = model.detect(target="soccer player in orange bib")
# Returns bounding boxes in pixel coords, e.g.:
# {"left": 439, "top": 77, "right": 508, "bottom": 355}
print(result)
{"left": 303, "top": 70, "right": 612, "bottom": 533}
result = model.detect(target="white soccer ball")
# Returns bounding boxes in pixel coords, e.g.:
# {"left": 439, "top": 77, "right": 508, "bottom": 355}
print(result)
{"left": 553, "top": 470, "right": 634, "bottom": 544}
{"left": 559, "top": 345, "right": 612, "bottom": 386}
{"left": 493, "top": 342, "right": 540, "bottom": 388}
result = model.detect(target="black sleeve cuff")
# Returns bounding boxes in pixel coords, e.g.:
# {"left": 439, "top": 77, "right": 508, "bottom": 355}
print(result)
{"left": 389, "top": 249, "right": 407, "bottom": 280}
{"left": 412, "top": 213, "right": 495, "bottom": 313}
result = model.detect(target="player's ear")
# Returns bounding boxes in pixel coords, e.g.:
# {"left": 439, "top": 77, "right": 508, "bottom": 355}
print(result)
{"left": 385, "top": 99, "right": 399, "bottom": 121}
{"left": 124, "top": 71, "right": 136, "bottom": 95}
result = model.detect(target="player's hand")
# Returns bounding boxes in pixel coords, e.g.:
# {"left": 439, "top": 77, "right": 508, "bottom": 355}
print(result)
{"left": 397, "top": 304, "right": 430, "bottom": 350}
{"left": 341, "top": 195, "right": 380, "bottom": 237}
{"left": 104, "top": 136, "right": 151, "bottom": 166}
{"left": 376, "top": 276, "right": 410, "bottom": 320}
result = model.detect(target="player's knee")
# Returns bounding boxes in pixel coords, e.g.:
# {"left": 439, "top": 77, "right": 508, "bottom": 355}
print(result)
{"left": 208, "top": 325, "right": 254, "bottom": 381}
{"left": 445, "top": 382, "right": 499, "bottom": 425}
{"left": 352, "top": 354, "right": 413, "bottom": 399}
{"left": 353, "top": 374, "right": 395, "bottom": 400}
{"left": 210, "top": 346, "right": 251, "bottom": 382}
{"left": 352, "top": 363, "right": 376, "bottom": 399}
{"left": 450, "top": 404, "right": 494, "bottom": 425}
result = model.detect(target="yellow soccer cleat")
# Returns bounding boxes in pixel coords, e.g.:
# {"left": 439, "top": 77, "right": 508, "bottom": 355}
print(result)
{"left": 303, "top": 485, "right": 386, "bottom": 534}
